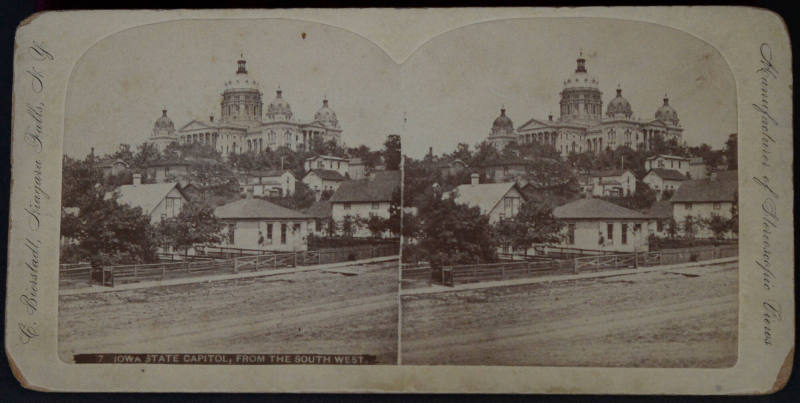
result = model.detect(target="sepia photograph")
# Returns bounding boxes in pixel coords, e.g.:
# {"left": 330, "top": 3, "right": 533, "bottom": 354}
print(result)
{"left": 57, "top": 19, "right": 401, "bottom": 364}
{"left": 400, "top": 18, "right": 739, "bottom": 367}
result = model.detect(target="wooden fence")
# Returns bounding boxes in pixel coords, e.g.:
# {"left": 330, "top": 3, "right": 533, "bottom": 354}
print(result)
{"left": 435, "top": 244, "right": 738, "bottom": 286}
{"left": 60, "top": 244, "right": 398, "bottom": 288}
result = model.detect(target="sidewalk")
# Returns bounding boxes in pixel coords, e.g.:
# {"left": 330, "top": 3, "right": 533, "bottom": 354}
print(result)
{"left": 60, "top": 255, "right": 399, "bottom": 296}
{"left": 400, "top": 257, "right": 738, "bottom": 296}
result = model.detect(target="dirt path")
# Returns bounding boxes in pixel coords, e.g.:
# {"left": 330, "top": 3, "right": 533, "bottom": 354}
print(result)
{"left": 59, "top": 261, "right": 398, "bottom": 364}
{"left": 401, "top": 262, "right": 738, "bottom": 367}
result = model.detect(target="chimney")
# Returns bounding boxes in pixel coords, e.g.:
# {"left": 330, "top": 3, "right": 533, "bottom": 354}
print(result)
{"left": 210, "top": 115, "right": 214, "bottom": 122}
{"left": 548, "top": 114, "right": 553, "bottom": 122}
{"left": 132, "top": 173, "right": 142, "bottom": 185}
{"left": 470, "top": 173, "right": 480, "bottom": 186}
{"left": 428, "top": 146, "right": 433, "bottom": 157}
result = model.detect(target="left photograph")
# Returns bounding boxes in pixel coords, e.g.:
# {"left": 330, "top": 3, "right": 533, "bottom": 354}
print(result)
{"left": 58, "top": 19, "right": 401, "bottom": 364}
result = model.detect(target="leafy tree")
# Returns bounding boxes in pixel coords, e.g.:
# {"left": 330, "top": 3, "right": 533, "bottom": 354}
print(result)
{"left": 724, "top": 133, "right": 737, "bottom": 170}
{"left": 131, "top": 142, "right": 161, "bottom": 169}
{"left": 416, "top": 187, "right": 497, "bottom": 269}
{"left": 383, "top": 134, "right": 401, "bottom": 171}
{"left": 385, "top": 187, "right": 401, "bottom": 237}
{"left": 493, "top": 201, "right": 563, "bottom": 256}
{"left": 704, "top": 214, "right": 730, "bottom": 240}
{"left": 365, "top": 215, "right": 388, "bottom": 238}
{"left": 682, "top": 215, "right": 700, "bottom": 240}
{"left": 340, "top": 215, "right": 360, "bottom": 238}
{"left": 319, "top": 189, "right": 335, "bottom": 201}
{"left": 324, "top": 216, "right": 338, "bottom": 238}
{"left": 269, "top": 181, "right": 316, "bottom": 211}
{"left": 156, "top": 203, "right": 223, "bottom": 258}
{"left": 729, "top": 191, "right": 739, "bottom": 236}
{"left": 665, "top": 217, "right": 679, "bottom": 240}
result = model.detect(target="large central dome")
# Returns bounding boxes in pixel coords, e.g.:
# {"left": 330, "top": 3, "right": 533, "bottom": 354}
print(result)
{"left": 153, "top": 109, "right": 175, "bottom": 135}
{"left": 266, "top": 88, "right": 293, "bottom": 121}
{"left": 563, "top": 54, "right": 599, "bottom": 90}
{"left": 491, "top": 107, "right": 514, "bottom": 135}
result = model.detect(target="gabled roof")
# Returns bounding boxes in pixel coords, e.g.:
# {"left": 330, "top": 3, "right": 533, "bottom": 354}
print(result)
{"left": 646, "top": 154, "right": 689, "bottom": 161}
{"left": 554, "top": 198, "right": 648, "bottom": 220}
{"left": 306, "top": 154, "right": 348, "bottom": 162}
{"left": 590, "top": 169, "right": 633, "bottom": 178}
{"left": 516, "top": 117, "right": 556, "bottom": 131}
{"left": 646, "top": 168, "right": 688, "bottom": 181}
{"left": 146, "top": 158, "right": 192, "bottom": 167}
{"left": 433, "top": 158, "right": 468, "bottom": 169}
{"left": 642, "top": 200, "right": 673, "bottom": 219}
{"left": 214, "top": 198, "right": 309, "bottom": 220}
{"left": 671, "top": 171, "right": 737, "bottom": 203}
{"left": 329, "top": 171, "right": 399, "bottom": 203}
{"left": 95, "top": 158, "right": 129, "bottom": 168}
{"left": 303, "top": 200, "right": 332, "bottom": 218}
{"left": 248, "top": 169, "right": 293, "bottom": 178}
{"left": 178, "top": 119, "right": 216, "bottom": 131}
{"left": 449, "top": 182, "right": 520, "bottom": 215}
{"left": 107, "top": 182, "right": 184, "bottom": 215}
{"left": 305, "top": 169, "right": 345, "bottom": 181}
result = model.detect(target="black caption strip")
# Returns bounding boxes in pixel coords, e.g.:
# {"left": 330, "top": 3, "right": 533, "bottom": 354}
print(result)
{"left": 74, "top": 353, "right": 377, "bottom": 365}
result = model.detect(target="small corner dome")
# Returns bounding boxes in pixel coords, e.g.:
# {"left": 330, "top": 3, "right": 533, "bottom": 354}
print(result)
{"left": 153, "top": 109, "right": 175, "bottom": 133}
{"left": 655, "top": 95, "right": 679, "bottom": 125}
{"left": 492, "top": 108, "right": 514, "bottom": 132}
{"left": 314, "top": 98, "right": 339, "bottom": 128}
{"left": 606, "top": 87, "right": 633, "bottom": 118}
{"left": 266, "top": 88, "right": 293, "bottom": 120}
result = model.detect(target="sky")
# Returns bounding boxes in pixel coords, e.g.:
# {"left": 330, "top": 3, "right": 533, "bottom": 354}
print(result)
{"left": 64, "top": 19, "right": 402, "bottom": 158}
{"left": 400, "top": 18, "right": 737, "bottom": 158}
{"left": 64, "top": 17, "right": 737, "bottom": 160}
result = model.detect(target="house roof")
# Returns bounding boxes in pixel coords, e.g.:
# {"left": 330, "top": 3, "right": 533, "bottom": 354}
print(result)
{"left": 600, "top": 179, "right": 622, "bottom": 186}
{"left": 306, "top": 154, "right": 347, "bottom": 162}
{"left": 642, "top": 200, "right": 673, "bottom": 219}
{"left": 306, "top": 169, "right": 345, "bottom": 181}
{"left": 107, "top": 182, "right": 183, "bottom": 215}
{"left": 449, "top": 182, "right": 519, "bottom": 215}
{"left": 646, "top": 154, "right": 689, "bottom": 161}
{"left": 646, "top": 168, "right": 688, "bottom": 181}
{"left": 480, "top": 156, "right": 530, "bottom": 167}
{"left": 670, "top": 171, "right": 737, "bottom": 203}
{"left": 95, "top": 158, "right": 129, "bottom": 168}
{"left": 554, "top": 197, "right": 648, "bottom": 220}
{"left": 329, "top": 171, "right": 399, "bottom": 203}
{"left": 590, "top": 169, "right": 632, "bottom": 178}
{"left": 214, "top": 198, "right": 310, "bottom": 220}
{"left": 248, "top": 169, "right": 293, "bottom": 178}
{"left": 146, "top": 158, "right": 192, "bottom": 167}
{"left": 689, "top": 157, "right": 705, "bottom": 165}
{"left": 303, "top": 200, "right": 332, "bottom": 218}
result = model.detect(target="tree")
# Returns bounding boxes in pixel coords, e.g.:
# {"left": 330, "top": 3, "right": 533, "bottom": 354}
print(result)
{"left": 340, "top": 215, "right": 360, "bottom": 238}
{"left": 665, "top": 217, "right": 679, "bottom": 240}
{"left": 682, "top": 215, "right": 700, "bottom": 240}
{"left": 724, "top": 133, "right": 737, "bottom": 170}
{"left": 383, "top": 134, "right": 401, "bottom": 171}
{"left": 493, "top": 201, "right": 563, "bottom": 256}
{"left": 704, "top": 214, "right": 730, "bottom": 240}
{"left": 365, "top": 215, "right": 388, "bottom": 238}
{"left": 131, "top": 142, "right": 161, "bottom": 169}
{"left": 156, "top": 203, "right": 223, "bottom": 258}
{"left": 385, "top": 187, "right": 401, "bottom": 237}
{"left": 324, "top": 217, "right": 338, "bottom": 238}
{"left": 729, "top": 191, "right": 739, "bottom": 237}
{"left": 416, "top": 187, "right": 497, "bottom": 269}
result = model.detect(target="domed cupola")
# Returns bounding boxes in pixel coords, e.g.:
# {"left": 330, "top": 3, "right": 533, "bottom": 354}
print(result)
{"left": 220, "top": 55, "right": 263, "bottom": 125}
{"left": 265, "top": 87, "right": 293, "bottom": 121}
{"left": 153, "top": 109, "right": 175, "bottom": 137}
{"left": 314, "top": 97, "right": 339, "bottom": 128}
{"left": 655, "top": 94, "right": 679, "bottom": 126}
{"left": 491, "top": 107, "right": 514, "bottom": 136}
{"left": 559, "top": 51, "right": 602, "bottom": 122}
{"left": 606, "top": 85, "right": 633, "bottom": 118}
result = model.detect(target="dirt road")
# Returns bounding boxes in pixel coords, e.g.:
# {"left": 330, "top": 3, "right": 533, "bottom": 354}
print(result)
{"left": 401, "top": 262, "right": 737, "bottom": 367}
{"left": 59, "top": 261, "right": 398, "bottom": 364}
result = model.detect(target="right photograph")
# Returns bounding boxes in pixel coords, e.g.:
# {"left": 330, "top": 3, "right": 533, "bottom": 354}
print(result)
{"left": 399, "top": 18, "right": 739, "bottom": 367}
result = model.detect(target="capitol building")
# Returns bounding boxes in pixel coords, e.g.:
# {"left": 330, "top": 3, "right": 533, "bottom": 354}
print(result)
{"left": 148, "top": 56, "right": 342, "bottom": 155}
{"left": 488, "top": 53, "right": 683, "bottom": 156}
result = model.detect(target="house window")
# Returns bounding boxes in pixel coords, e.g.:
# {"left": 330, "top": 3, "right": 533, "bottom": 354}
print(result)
{"left": 372, "top": 202, "right": 380, "bottom": 209}
{"left": 567, "top": 224, "right": 575, "bottom": 245}
{"left": 344, "top": 203, "right": 351, "bottom": 210}
{"left": 621, "top": 223, "right": 628, "bottom": 245}
{"left": 686, "top": 203, "right": 693, "bottom": 210}
{"left": 713, "top": 202, "right": 721, "bottom": 210}
{"left": 228, "top": 224, "right": 235, "bottom": 244}
{"left": 281, "top": 224, "right": 287, "bottom": 244}
{"left": 607, "top": 223, "right": 613, "bottom": 242}
{"left": 266, "top": 223, "right": 273, "bottom": 244}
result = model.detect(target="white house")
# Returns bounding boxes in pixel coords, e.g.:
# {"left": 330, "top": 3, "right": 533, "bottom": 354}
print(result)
{"left": 107, "top": 174, "right": 188, "bottom": 224}
{"left": 214, "top": 193, "right": 313, "bottom": 252}
{"left": 580, "top": 169, "right": 637, "bottom": 197}
{"left": 449, "top": 173, "right": 525, "bottom": 224}
{"left": 145, "top": 158, "right": 192, "bottom": 183}
{"left": 348, "top": 158, "right": 368, "bottom": 180}
{"left": 553, "top": 197, "right": 650, "bottom": 253}
{"left": 240, "top": 169, "right": 296, "bottom": 197}
{"left": 302, "top": 169, "right": 346, "bottom": 200}
{"left": 643, "top": 168, "right": 688, "bottom": 199}
{"left": 645, "top": 154, "right": 690, "bottom": 177}
{"left": 329, "top": 170, "right": 400, "bottom": 237}
{"left": 670, "top": 170, "right": 737, "bottom": 238}
{"left": 304, "top": 155, "right": 349, "bottom": 176}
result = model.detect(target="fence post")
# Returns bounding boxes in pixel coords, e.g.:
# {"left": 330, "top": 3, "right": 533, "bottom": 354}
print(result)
{"left": 573, "top": 258, "right": 578, "bottom": 274}
{"left": 161, "top": 263, "right": 166, "bottom": 280}
{"left": 234, "top": 258, "right": 239, "bottom": 273}
{"left": 634, "top": 252, "right": 639, "bottom": 269}
{"left": 273, "top": 255, "right": 277, "bottom": 269}
{"left": 293, "top": 253, "right": 297, "bottom": 267}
